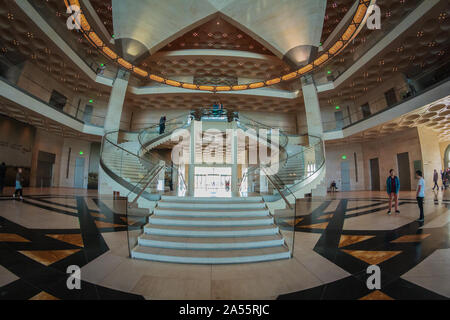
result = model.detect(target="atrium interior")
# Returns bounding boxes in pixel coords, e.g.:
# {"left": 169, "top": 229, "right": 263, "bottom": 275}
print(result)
{"left": 0, "top": 0, "right": 449, "bottom": 302}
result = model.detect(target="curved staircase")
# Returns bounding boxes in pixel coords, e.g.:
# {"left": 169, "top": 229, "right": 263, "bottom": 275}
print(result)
{"left": 100, "top": 111, "right": 326, "bottom": 264}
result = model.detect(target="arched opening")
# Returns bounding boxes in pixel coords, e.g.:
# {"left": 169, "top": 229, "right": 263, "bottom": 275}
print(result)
{"left": 444, "top": 145, "right": 450, "bottom": 169}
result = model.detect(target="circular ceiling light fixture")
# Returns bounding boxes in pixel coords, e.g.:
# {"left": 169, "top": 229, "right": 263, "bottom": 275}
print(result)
{"left": 65, "top": 0, "right": 376, "bottom": 92}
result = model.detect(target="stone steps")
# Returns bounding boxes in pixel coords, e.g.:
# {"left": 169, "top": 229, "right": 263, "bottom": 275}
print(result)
{"left": 131, "top": 245, "right": 290, "bottom": 264}
{"left": 131, "top": 196, "right": 290, "bottom": 264}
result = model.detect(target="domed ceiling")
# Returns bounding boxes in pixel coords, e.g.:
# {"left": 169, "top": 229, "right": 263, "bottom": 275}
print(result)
{"left": 111, "top": 0, "right": 326, "bottom": 67}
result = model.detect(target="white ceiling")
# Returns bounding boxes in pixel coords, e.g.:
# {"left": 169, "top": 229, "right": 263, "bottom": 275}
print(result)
{"left": 112, "top": 0, "right": 326, "bottom": 59}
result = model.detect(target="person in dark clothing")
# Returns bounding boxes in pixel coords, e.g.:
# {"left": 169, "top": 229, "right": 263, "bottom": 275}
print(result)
{"left": 13, "top": 168, "right": 24, "bottom": 200}
{"left": 0, "top": 162, "right": 6, "bottom": 194}
{"left": 330, "top": 180, "right": 337, "bottom": 192}
{"left": 433, "top": 169, "right": 439, "bottom": 191}
{"left": 159, "top": 115, "right": 166, "bottom": 134}
{"left": 386, "top": 169, "right": 400, "bottom": 215}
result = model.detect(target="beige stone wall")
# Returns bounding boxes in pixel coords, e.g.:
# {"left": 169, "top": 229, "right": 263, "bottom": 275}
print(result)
{"left": 58, "top": 138, "right": 93, "bottom": 189}
{"left": 239, "top": 111, "right": 298, "bottom": 134}
{"left": 417, "top": 127, "right": 444, "bottom": 188}
{"left": 131, "top": 109, "right": 189, "bottom": 131}
{"left": 362, "top": 128, "right": 422, "bottom": 191}
{"left": 30, "top": 129, "right": 64, "bottom": 187}
{"left": 324, "top": 143, "right": 365, "bottom": 191}
{"left": 325, "top": 128, "right": 424, "bottom": 191}
{"left": 128, "top": 109, "right": 299, "bottom": 134}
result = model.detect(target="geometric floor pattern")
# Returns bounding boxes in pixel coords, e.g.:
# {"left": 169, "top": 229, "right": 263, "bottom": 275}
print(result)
{"left": 0, "top": 194, "right": 144, "bottom": 300}
{"left": 278, "top": 196, "right": 450, "bottom": 300}
{"left": 1, "top": 192, "right": 449, "bottom": 300}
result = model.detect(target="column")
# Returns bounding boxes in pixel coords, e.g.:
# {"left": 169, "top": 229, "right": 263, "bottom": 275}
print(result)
{"left": 301, "top": 75, "right": 323, "bottom": 138}
{"left": 302, "top": 75, "right": 327, "bottom": 197}
{"left": 104, "top": 69, "right": 130, "bottom": 141}
{"left": 187, "top": 120, "right": 200, "bottom": 196}
{"left": 231, "top": 121, "right": 239, "bottom": 196}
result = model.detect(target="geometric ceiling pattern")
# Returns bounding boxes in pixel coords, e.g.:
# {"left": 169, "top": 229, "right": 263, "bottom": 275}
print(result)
{"left": 66, "top": 0, "right": 373, "bottom": 92}
{"left": 0, "top": 0, "right": 111, "bottom": 99}
{"left": 159, "top": 16, "right": 276, "bottom": 55}
{"left": 320, "top": 0, "right": 449, "bottom": 107}
{"left": 140, "top": 54, "right": 291, "bottom": 86}
{"left": 321, "top": 0, "right": 355, "bottom": 43}
{"left": 327, "top": 96, "right": 450, "bottom": 145}
{"left": 125, "top": 92, "right": 302, "bottom": 113}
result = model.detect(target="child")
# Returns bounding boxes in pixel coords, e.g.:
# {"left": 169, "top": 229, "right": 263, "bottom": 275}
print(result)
{"left": 13, "top": 168, "right": 24, "bottom": 200}
{"left": 415, "top": 170, "right": 425, "bottom": 222}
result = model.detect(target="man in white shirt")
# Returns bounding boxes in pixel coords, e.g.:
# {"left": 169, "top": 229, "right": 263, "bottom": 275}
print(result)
{"left": 415, "top": 170, "right": 425, "bottom": 222}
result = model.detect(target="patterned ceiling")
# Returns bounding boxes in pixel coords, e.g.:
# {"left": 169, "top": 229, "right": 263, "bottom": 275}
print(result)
{"left": 318, "top": 0, "right": 449, "bottom": 108}
{"left": 124, "top": 92, "right": 302, "bottom": 114}
{"left": 321, "top": 0, "right": 355, "bottom": 43}
{"left": 0, "top": 0, "right": 448, "bottom": 118}
{"left": 159, "top": 16, "right": 275, "bottom": 55}
{"left": 89, "top": 0, "right": 113, "bottom": 36}
{"left": 0, "top": 0, "right": 111, "bottom": 99}
{"left": 139, "top": 54, "right": 292, "bottom": 87}
{"left": 327, "top": 96, "right": 450, "bottom": 145}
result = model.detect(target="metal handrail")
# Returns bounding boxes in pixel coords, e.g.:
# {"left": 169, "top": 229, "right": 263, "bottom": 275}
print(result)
{"left": 128, "top": 165, "right": 165, "bottom": 208}
{"left": 261, "top": 167, "right": 293, "bottom": 210}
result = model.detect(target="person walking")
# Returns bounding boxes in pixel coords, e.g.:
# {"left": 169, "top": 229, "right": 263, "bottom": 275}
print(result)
{"left": 386, "top": 169, "right": 400, "bottom": 215}
{"left": 433, "top": 169, "right": 439, "bottom": 191}
{"left": 0, "top": 162, "right": 6, "bottom": 195}
{"left": 415, "top": 170, "right": 425, "bottom": 222}
{"left": 159, "top": 115, "right": 166, "bottom": 134}
{"left": 13, "top": 167, "right": 24, "bottom": 200}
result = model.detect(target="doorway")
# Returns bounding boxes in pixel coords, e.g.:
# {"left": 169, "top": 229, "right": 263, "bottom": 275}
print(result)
{"left": 335, "top": 111, "right": 344, "bottom": 129}
{"left": 444, "top": 145, "right": 450, "bottom": 169}
{"left": 36, "top": 151, "right": 56, "bottom": 188}
{"left": 74, "top": 157, "right": 85, "bottom": 188}
{"left": 361, "top": 103, "right": 371, "bottom": 118}
{"left": 341, "top": 161, "right": 351, "bottom": 191}
{"left": 384, "top": 88, "right": 398, "bottom": 107}
{"left": 397, "top": 152, "right": 411, "bottom": 191}
{"left": 83, "top": 105, "right": 93, "bottom": 123}
{"left": 194, "top": 167, "right": 232, "bottom": 197}
{"left": 370, "top": 158, "right": 380, "bottom": 191}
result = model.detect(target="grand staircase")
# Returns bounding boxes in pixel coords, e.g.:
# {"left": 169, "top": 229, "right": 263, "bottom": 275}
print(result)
{"left": 100, "top": 111, "right": 326, "bottom": 264}
{"left": 131, "top": 196, "right": 291, "bottom": 264}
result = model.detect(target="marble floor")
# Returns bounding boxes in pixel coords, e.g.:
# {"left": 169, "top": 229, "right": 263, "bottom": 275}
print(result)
{"left": 0, "top": 188, "right": 449, "bottom": 300}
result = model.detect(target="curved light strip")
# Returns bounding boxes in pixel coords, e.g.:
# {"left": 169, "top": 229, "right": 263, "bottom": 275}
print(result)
{"left": 65, "top": 0, "right": 376, "bottom": 92}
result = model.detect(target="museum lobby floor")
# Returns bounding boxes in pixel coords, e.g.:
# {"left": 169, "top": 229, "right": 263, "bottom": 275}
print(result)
{"left": 0, "top": 188, "right": 449, "bottom": 300}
